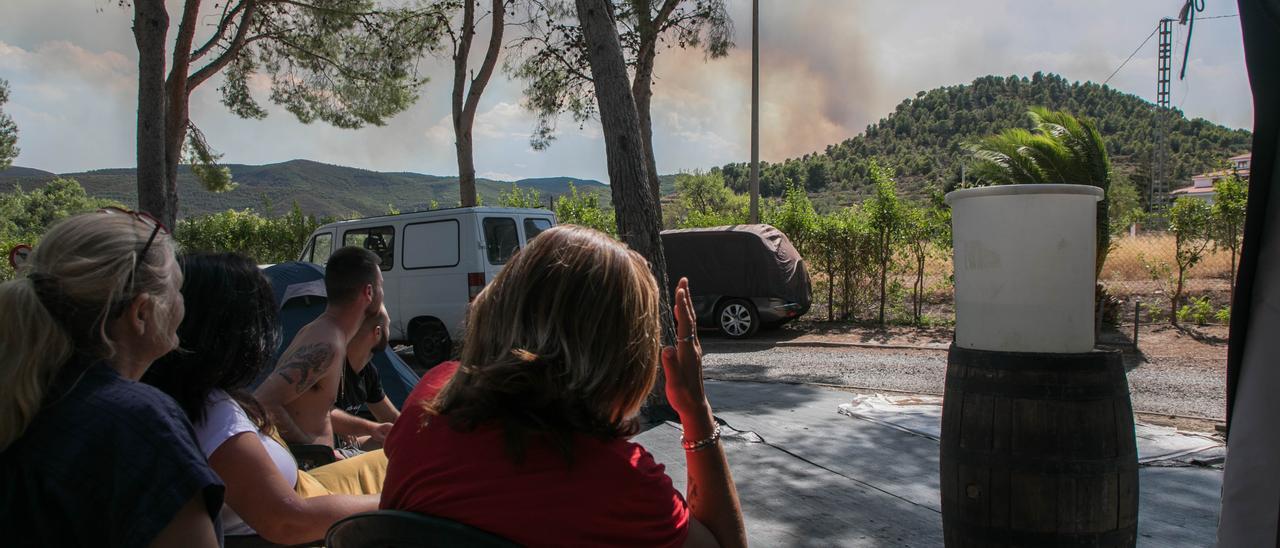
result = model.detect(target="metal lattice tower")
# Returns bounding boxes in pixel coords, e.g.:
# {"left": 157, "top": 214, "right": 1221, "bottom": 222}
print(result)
{"left": 1151, "top": 18, "right": 1174, "bottom": 213}
{"left": 1157, "top": 18, "right": 1173, "bottom": 109}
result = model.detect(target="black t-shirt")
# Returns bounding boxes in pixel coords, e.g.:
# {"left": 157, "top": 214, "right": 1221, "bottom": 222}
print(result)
{"left": 0, "top": 360, "right": 224, "bottom": 547}
{"left": 336, "top": 359, "right": 386, "bottom": 416}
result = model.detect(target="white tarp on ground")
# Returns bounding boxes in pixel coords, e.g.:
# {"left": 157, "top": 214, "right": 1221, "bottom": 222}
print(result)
{"left": 837, "top": 394, "right": 1223, "bottom": 466}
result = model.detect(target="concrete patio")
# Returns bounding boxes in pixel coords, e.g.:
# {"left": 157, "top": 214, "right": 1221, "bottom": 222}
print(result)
{"left": 633, "top": 380, "right": 1222, "bottom": 547}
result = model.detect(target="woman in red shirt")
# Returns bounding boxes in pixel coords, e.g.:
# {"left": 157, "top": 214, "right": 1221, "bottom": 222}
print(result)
{"left": 382, "top": 225, "right": 746, "bottom": 547}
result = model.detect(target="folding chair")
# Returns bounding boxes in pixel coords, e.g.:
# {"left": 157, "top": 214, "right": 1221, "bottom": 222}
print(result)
{"left": 325, "top": 510, "right": 518, "bottom": 548}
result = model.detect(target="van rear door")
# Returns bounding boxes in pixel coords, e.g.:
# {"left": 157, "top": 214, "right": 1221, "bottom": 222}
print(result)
{"left": 399, "top": 218, "right": 467, "bottom": 342}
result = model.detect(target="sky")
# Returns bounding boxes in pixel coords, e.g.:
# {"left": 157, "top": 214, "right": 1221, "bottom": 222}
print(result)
{"left": 0, "top": 0, "right": 1254, "bottom": 183}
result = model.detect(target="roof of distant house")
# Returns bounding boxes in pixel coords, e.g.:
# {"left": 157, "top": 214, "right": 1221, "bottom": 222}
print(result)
{"left": 1193, "top": 168, "right": 1251, "bottom": 180}
{"left": 1229, "top": 153, "right": 1252, "bottom": 161}
{"left": 1172, "top": 185, "right": 1217, "bottom": 195}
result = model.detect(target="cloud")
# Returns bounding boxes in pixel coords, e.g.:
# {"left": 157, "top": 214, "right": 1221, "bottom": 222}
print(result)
{"left": 478, "top": 171, "right": 518, "bottom": 181}
{"left": 0, "top": 40, "right": 138, "bottom": 171}
{"left": 472, "top": 101, "right": 529, "bottom": 139}
{"left": 424, "top": 114, "right": 454, "bottom": 146}
{"left": 0, "top": 0, "right": 1254, "bottom": 182}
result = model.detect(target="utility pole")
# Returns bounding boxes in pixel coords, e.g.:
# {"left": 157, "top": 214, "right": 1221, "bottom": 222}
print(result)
{"left": 748, "top": 0, "right": 760, "bottom": 224}
{"left": 1151, "top": 17, "right": 1174, "bottom": 214}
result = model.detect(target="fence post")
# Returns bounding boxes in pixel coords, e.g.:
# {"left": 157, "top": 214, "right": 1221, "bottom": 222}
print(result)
{"left": 1133, "top": 299, "right": 1140, "bottom": 349}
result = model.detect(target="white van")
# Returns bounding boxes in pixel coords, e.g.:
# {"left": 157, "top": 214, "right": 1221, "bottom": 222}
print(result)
{"left": 299, "top": 207, "right": 557, "bottom": 367}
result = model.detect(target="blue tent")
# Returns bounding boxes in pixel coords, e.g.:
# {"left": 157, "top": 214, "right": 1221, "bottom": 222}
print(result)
{"left": 262, "top": 262, "right": 420, "bottom": 408}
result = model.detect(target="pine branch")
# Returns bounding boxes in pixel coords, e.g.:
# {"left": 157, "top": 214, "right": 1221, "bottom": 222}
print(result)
{"left": 190, "top": 0, "right": 247, "bottom": 63}
{"left": 188, "top": 0, "right": 259, "bottom": 90}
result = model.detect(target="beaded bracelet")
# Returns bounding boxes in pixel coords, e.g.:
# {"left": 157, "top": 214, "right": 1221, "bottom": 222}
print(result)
{"left": 681, "top": 424, "right": 722, "bottom": 452}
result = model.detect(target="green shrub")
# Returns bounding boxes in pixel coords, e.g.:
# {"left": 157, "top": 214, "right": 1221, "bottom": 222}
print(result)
{"left": 498, "top": 184, "right": 544, "bottom": 209}
{"left": 1142, "top": 301, "right": 1167, "bottom": 323}
{"left": 1214, "top": 306, "right": 1231, "bottom": 325}
{"left": 1176, "top": 296, "right": 1214, "bottom": 326}
{"left": 175, "top": 203, "right": 332, "bottom": 264}
{"left": 553, "top": 183, "right": 615, "bottom": 236}
{"left": 0, "top": 178, "right": 121, "bottom": 280}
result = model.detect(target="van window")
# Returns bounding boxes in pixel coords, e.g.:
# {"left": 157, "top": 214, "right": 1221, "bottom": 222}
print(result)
{"left": 403, "top": 220, "right": 460, "bottom": 269}
{"left": 306, "top": 233, "right": 333, "bottom": 266}
{"left": 343, "top": 226, "right": 395, "bottom": 270}
{"left": 524, "top": 218, "right": 552, "bottom": 241}
{"left": 483, "top": 217, "right": 519, "bottom": 265}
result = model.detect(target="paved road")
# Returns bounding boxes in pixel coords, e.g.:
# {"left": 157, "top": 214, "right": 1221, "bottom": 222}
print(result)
{"left": 700, "top": 340, "right": 1226, "bottom": 421}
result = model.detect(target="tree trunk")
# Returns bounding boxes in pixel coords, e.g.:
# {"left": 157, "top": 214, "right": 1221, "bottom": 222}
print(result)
{"left": 915, "top": 253, "right": 925, "bottom": 324}
{"left": 1172, "top": 267, "right": 1184, "bottom": 327}
{"left": 630, "top": 0, "right": 669, "bottom": 205}
{"left": 1230, "top": 244, "right": 1237, "bottom": 305}
{"left": 452, "top": 0, "right": 505, "bottom": 209}
{"left": 576, "top": 0, "right": 674, "bottom": 339}
{"left": 632, "top": 56, "right": 660, "bottom": 205}
{"left": 826, "top": 261, "right": 834, "bottom": 322}
{"left": 1228, "top": 222, "right": 1239, "bottom": 306}
{"left": 159, "top": 0, "right": 201, "bottom": 229}
{"left": 878, "top": 234, "right": 888, "bottom": 326}
{"left": 1172, "top": 232, "right": 1184, "bottom": 327}
{"left": 453, "top": 1, "right": 477, "bottom": 207}
{"left": 576, "top": 0, "right": 676, "bottom": 422}
{"left": 133, "top": 0, "right": 169, "bottom": 222}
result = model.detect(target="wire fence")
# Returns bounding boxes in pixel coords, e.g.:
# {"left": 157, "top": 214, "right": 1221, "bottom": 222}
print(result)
{"left": 803, "top": 230, "right": 1235, "bottom": 328}
{"left": 1098, "top": 231, "right": 1234, "bottom": 326}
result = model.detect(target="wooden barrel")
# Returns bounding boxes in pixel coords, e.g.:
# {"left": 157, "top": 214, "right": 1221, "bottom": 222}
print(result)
{"left": 940, "top": 345, "right": 1138, "bottom": 547}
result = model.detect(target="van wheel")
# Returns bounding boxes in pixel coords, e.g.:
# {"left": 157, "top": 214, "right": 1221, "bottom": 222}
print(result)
{"left": 410, "top": 318, "right": 452, "bottom": 369}
{"left": 715, "top": 299, "right": 758, "bottom": 339}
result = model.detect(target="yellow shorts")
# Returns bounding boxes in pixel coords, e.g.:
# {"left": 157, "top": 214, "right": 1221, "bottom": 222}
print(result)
{"left": 294, "top": 449, "right": 388, "bottom": 498}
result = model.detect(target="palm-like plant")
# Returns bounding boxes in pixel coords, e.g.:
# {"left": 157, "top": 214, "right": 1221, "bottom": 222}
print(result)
{"left": 968, "top": 107, "right": 1112, "bottom": 278}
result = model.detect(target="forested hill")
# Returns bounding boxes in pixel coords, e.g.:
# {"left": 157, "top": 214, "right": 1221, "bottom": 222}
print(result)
{"left": 0, "top": 159, "right": 607, "bottom": 218}
{"left": 714, "top": 72, "right": 1252, "bottom": 209}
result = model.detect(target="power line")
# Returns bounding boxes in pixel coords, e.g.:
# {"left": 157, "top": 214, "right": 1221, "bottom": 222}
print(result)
{"left": 1103, "top": 23, "right": 1159, "bottom": 87}
{"left": 1100, "top": 13, "right": 1238, "bottom": 88}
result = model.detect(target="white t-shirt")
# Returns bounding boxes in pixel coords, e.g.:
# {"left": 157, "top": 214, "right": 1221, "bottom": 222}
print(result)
{"left": 193, "top": 389, "right": 300, "bottom": 537}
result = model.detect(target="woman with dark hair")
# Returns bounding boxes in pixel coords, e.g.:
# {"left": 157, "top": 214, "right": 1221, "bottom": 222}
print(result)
{"left": 381, "top": 225, "right": 747, "bottom": 547}
{"left": 0, "top": 211, "right": 222, "bottom": 547}
{"left": 144, "top": 253, "right": 382, "bottom": 546}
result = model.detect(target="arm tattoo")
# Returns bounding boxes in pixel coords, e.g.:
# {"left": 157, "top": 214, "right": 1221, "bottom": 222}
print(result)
{"left": 275, "top": 342, "right": 335, "bottom": 394}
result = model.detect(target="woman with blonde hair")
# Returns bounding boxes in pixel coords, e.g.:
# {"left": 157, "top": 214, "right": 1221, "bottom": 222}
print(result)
{"left": 382, "top": 225, "right": 747, "bottom": 547}
{"left": 0, "top": 210, "right": 223, "bottom": 547}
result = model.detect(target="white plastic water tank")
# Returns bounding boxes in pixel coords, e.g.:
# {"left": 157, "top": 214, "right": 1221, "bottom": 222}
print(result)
{"left": 946, "top": 184, "right": 1103, "bottom": 353}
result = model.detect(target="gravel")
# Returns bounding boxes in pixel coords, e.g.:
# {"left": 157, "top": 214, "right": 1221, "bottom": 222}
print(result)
{"left": 702, "top": 344, "right": 948, "bottom": 395}
{"left": 701, "top": 341, "right": 1226, "bottom": 421}
{"left": 1123, "top": 356, "right": 1227, "bottom": 420}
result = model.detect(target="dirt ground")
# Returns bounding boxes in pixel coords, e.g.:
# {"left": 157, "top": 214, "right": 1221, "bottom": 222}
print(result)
{"left": 768, "top": 319, "right": 1228, "bottom": 355}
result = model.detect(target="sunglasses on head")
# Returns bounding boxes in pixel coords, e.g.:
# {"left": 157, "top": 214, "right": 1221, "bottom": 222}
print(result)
{"left": 99, "top": 207, "right": 171, "bottom": 294}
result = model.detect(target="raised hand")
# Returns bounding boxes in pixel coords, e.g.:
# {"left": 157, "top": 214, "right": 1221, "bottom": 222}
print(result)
{"left": 661, "top": 277, "right": 709, "bottom": 417}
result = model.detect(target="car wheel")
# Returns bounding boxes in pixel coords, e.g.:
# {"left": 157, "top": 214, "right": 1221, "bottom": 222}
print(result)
{"left": 716, "top": 299, "right": 759, "bottom": 339}
{"left": 410, "top": 318, "right": 452, "bottom": 369}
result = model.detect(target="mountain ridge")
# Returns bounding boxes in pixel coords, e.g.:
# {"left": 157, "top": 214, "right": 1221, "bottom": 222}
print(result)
{"left": 0, "top": 159, "right": 609, "bottom": 219}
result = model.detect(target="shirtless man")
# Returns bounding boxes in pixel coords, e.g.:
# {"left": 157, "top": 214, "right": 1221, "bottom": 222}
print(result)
{"left": 331, "top": 304, "right": 401, "bottom": 456}
{"left": 255, "top": 246, "right": 384, "bottom": 449}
